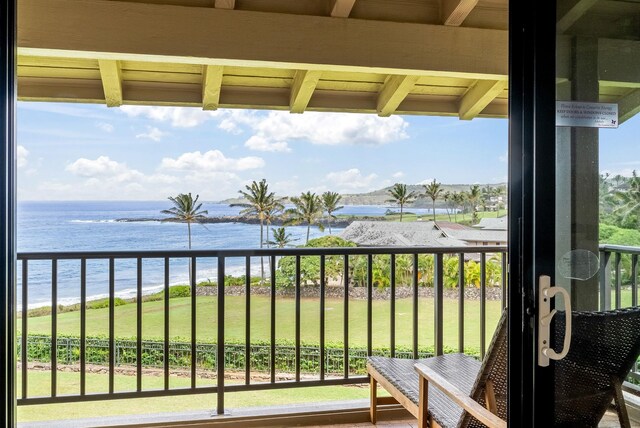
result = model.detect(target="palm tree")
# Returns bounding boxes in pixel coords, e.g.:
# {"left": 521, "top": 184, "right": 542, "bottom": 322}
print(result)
{"left": 263, "top": 199, "right": 284, "bottom": 248}
{"left": 423, "top": 179, "right": 443, "bottom": 221}
{"left": 231, "top": 179, "right": 277, "bottom": 281}
{"left": 442, "top": 191, "right": 453, "bottom": 222}
{"left": 161, "top": 193, "right": 208, "bottom": 249}
{"left": 285, "top": 191, "right": 325, "bottom": 243}
{"left": 453, "top": 192, "right": 467, "bottom": 223}
{"left": 268, "top": 227, "right": 293, "bottom": 248}
{"left": 467, "top": 185, "right": 482, "bottom": 223}
{"left": 386, "top": 183, "right": 416, "bottom": 222}
{"left": 161, "top": 193, "right": 208, "bottom": 283}
{"left": 322, "top": 191, "right": 344, "bottom": 234}
{"left": 613, "top": 170, "right": 640, "bottom": 226}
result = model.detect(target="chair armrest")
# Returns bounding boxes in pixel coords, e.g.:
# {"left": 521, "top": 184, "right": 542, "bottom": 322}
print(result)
{"left": 414, "top": 363, "right": 507, "bottom": 428}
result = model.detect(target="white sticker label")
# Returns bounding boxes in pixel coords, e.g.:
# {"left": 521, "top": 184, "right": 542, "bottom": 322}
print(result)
{"left": 556, "top": 101, "right": 619, "bottom": 128}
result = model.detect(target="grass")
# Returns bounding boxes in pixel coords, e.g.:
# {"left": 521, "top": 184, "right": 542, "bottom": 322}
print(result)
{"left": 18, "top": 291, "right": 505, "bottom": 422}
{"left": 20, "top": 294, "right": 503, "bottom": 351}
{"left": 17, "top": 371, "right": 374, "bottom": 422}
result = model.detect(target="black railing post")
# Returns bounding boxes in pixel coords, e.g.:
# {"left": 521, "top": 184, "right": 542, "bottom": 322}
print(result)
{"left": 412, "top": 253, "right": 419, "bottom": 359}
{"left": 320, "top": 255, "right": 326, "bottom": 380}
{"left": 434, "top": 254, "right": 444, "bottom": 356}
{"left": 136, "top": 257, "right": 142, "bottom": 392}
{"left": 633, "top": 255, "right": 638, "bottom": 307}
{"left": 80, "top": 259, "right": 86, "bottom": 396}
{"left": 108, "top": 258, "right": 115, "bottom": 394}
{"left": 295, "top": 255, "right": 301, "bottom": 382}
{"left": 614, "top": 252, "right": 622, "bottom": 309}
{"left": 51, "top": 259, "right": 57, "bottom": 398}
{"left": 216, "top": 257, "right": 225, "bottom": 415}
{"left": 270, "top": 255, "right": 276, "bottom": 383}
{"left": 244, "top": 256, "right": 251, "bottom": 386}
{"left": 163, "top": 257, "right": 169, "bottom": 391}
{"left": 458, "top": 253, "right": 464, "bottom": 354}
{"left": 21, "top": 260, "right": 27, "bottom": 399}
{"left": 367, "top": 254, "right": 373, "bottom": 356}
{"left": 480, "top": 253, "right": 487, "bottom": 359}
{"left": 599, "top": 251, "right": 611, "bottom": 311}
{"left": 190, "top": 257, "right": 197, "bottom": 389}
{"left": 343, "top": 255, "right": 349, "bottom": 378}
{"left": 390, "top": 254, "right": 396, "bottom": 358}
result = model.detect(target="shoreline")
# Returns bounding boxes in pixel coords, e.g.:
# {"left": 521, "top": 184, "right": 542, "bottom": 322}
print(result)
{"left": 114, "top": 214, "right": 388, "bottom": 227}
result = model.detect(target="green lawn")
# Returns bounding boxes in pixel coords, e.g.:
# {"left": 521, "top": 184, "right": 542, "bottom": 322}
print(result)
{"left": 20, "top": 295, "right": 503, "bottom": 351}
{"left": 18, "top": 293, "right": 504, "bottom": 422}
{"left": 17, "top": 371, "right": 374, "bottom": 422}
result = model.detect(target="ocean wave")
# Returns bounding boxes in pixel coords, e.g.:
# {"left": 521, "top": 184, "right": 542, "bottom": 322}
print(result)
{"left": 70, "top": 219, "right": 116, "bottom": 224}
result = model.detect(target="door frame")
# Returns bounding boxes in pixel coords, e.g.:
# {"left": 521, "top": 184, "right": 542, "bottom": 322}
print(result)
{"left": 0, "top": 1, "right": 557, "bottom": 426}
{"left": 508, "top": 0, "right": 558, "bottom": 426}
{"left": 1, "top": 0, "right": 17, "bottom": 426}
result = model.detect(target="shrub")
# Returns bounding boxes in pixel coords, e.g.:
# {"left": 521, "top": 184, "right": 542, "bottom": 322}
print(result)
{"left": 167, "top": 285, "right": 191, "bottom": 298}
{"left": 87, "top": 297, "right": 127, "bottom": 310}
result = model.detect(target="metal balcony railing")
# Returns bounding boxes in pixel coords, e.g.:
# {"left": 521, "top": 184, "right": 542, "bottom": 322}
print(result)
{"left": 16, "top": 246, "right": 508, "bottom": 414}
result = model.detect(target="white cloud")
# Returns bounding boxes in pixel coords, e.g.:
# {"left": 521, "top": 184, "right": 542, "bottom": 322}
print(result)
{"left": 66, "top": 156, "right": 126, "bottom": 177}
{"left": 136, "top": 126, "right": 167, "bottom": 142}
{"left": 326, "top": 168, "right": 378, "bottom": 192}
{"left": 418, "top": 178, "right": 434, "bottom": 185}
{"left": 17, "top": 145, "right": 29, "bottom": 168}
{"left": 120, "top": 106, "right": 220, "bottom": 128}
{"left": 392, "top": 171, "right": 405, "bottom": 179}
{"left": 499, "top": 151, "right": 508, "bottom": 163}
{"left": 237, "top": 111, "right": 408, "bottom": 150}
{"left": 245, "top": 136, "right": 291, "bottom": 152}
{"left": 160, "top": 150, "right": 265, "bottom": 173}
{"left": 96, "top": 122, "right": 114, "bottom": 133}
{"left": 601, "top": 168, "right": 637, "bottom": 178}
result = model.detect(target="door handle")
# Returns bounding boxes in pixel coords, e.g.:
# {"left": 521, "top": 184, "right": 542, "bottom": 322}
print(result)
{"left": 538, "top": 275, "right": 572, "bottom": 367}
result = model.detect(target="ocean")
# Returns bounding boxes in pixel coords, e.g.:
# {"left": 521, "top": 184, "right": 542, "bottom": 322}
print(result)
{"left": 17, "top": 201, "right": 446, "bottom": 307}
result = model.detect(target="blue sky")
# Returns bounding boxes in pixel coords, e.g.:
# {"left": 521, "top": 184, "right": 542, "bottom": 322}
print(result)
{"left": 15, "top": 102, "right": 638, "bottom": 201}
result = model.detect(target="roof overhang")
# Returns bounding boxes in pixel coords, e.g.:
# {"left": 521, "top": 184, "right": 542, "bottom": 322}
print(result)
{"left": 15, "top": 0, "right": 640, "bottom": 122}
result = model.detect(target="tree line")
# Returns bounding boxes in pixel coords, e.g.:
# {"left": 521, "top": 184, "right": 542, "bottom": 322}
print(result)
{"left": 386, "top": 181, "right": 506, "bottom": 222}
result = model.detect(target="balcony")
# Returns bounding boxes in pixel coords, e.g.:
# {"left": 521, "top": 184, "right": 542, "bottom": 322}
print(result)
{"left": 15, "top": 245, "right": 640, "bottom": 427}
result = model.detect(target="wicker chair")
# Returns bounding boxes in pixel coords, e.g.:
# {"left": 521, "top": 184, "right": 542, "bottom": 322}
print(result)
{"left": 367, "top": 307, "right": 640, "bottom": 428}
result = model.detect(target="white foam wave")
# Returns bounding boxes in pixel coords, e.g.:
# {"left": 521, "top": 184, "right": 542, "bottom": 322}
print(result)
{"left": 70, "top": 219, "right": 116, "bottom": 224}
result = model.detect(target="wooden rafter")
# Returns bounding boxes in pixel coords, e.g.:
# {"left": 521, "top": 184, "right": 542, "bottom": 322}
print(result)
{"left": 17, "top": 76, "right": 509, "bottom": 118}
{"left": 214, "top": 0, "right": 235, "bottom": 9}
{"left": 202, "top": 65, "right": 223, "bottom": 110}
{"left": 458, "top": 79, "right": 506, "bottom": 120}
{"left": 97, "top": 59, "right": 123, "bottom": 107}
{"left": 330, "top": 0, "right": 356, "bottom": 18}
{"left": 18, "top": 0, "right": 508, "bottom": 80}
{"left": 557, "top": 0, "right": 599, "bottom": 33}
{"left": 441, "top": 0, "right": 479, "bottom": 26}
{"left": 618, "top": 89, "right": 640, "bottom": 125}
{"left": 377, "top": 75, "right": 418, "bottom": 117}
{"left": 290, "top": 70, "right": 322, "bottom": 113}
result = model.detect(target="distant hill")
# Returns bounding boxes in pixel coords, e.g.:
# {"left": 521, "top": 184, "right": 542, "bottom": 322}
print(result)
{"left": 219, "top": 183, "right": 506, "bottom": 207}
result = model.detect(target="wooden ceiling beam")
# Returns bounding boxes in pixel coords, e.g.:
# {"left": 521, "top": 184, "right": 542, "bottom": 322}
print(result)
{"left": 214, "top": 0, "right": 235, "bottom": 9}
{"left": 377, "top": 75, "right": 419, "bottom": 117}
{"left": 290, "top": 70, "right": 322, "bottom": 113}
{"left": 18, "top": 0, "right": 508, "bottom": 80}
{"left": 458, "top": 79, "right": 507, "bottom": 120}
{"left": 557, "top": 0, "right": 599, "bottom": 33}
{"left": 97, "top": 59, "right": 123, "bottom": 107}
{"left": 441, "top": 0, "right": 479, "bottom": 26}
{"left": 618, "top": 89, "right": 640, "bottom": 125}
{"left": 202, "top": 65, "right": 223, "bottom": 110}
{"left": 16, "top": 76, "right": 509, "bottom": 118}
{"left": 330, "top": 0, "right": 356, "bottom": 18}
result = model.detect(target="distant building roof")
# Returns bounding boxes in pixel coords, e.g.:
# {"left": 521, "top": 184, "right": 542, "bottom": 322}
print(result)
{"left": 340, "top": 221, "right": 466, "bottom": 247}
{"left": 441, "top": 228, "right": 507, "bottom": 244}
{"left": 474, "top": 216, "right": 508, "bottom": 231}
